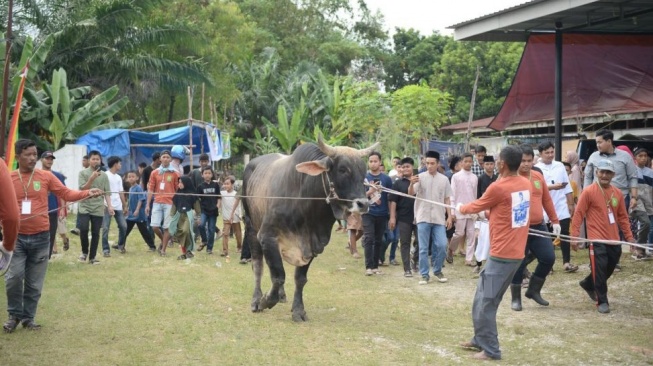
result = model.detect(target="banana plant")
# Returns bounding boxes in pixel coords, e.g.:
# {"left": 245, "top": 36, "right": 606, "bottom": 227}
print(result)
{"left": 262, "top": 97, "right": 308, "bottom": 154}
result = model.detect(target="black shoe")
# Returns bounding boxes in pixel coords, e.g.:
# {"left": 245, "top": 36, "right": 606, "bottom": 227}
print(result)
{"left": 70, "top": 228, "right": 80, "bottom": 236}
{"left": 111, "top": 244, "right": 119, "bottom": 250}
{"left": 103, "top": 251, "right": 111, "bottom": 258}
{"left": 511, "top": 284, "right": 522, "bottom": 311}
{"left": 21, "top": 319, "right": 42, "bottom": 330}
{"left": 579, "top": 280, "right": 597, "bottom": 302}
{"left": 3, "top": 316, "right": 20, "bottom": 333}
{"left": 524, "top": 275, "right": 549, "bottom": 306}
{"left": 597, "top": 303, "right": 610, "bottom": 314}
{"left": 119, "top": 246, "right": 126, "bottom": 254}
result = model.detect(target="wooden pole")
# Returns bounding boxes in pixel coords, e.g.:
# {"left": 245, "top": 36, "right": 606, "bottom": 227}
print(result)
{"left": 0, "top": 0, "right": 14, "bottom": 157}
{"left": 200, "top": 82, "right": 205, "bottom": 122}
{"left": 188, "top": 86, "right": 193, "bottom": 170}
{"left": 465, "top": 65, "right": 481, "bottom": 152}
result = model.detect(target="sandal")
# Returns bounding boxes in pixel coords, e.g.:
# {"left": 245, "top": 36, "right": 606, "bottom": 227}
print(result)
{"left": 564, "top": 263, "right": 579, "bottom": 273}
{"left": 63, "top": 238, "right": 70, "bottom": 251}
{"left": 177, "top": 254, "right": 187, "bottom": 260}
{"left": 197, "top": 243, "right": 206, "bottom": 252}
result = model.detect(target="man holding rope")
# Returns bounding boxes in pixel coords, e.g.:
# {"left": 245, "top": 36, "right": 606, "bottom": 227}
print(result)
{"left": 4, "top": 139, "right": 102, "bottom": 333}
{"left": 571, "top": 159, "right": 636, "bottom": 314}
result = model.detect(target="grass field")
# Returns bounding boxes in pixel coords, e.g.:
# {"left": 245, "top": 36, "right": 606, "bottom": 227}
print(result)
{"left": 1, "top": 218, "right": 652, "bottom": 365}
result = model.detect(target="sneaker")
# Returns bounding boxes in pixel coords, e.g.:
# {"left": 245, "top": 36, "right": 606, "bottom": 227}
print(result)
{"left": 472, "top": 266, "right": 481, "bottom": 274}
{"left": 434, "top": 273, "right": 448, "bottom": 283}
{"left": 418, "top": 276, "right": 429, "bottom": 285}
{"left": 89, "top": 259, "right": 100, "bottom": 265}
{"left": 21, "top": 319, "right": 42, "bottom": 330}
{"left": 239, "top": 258, "right": 248, "bottom": 264}
{"left": 70, "top": 228, "right": 80, "bottom": 236}
{"left": 614, "top": 264, "right": 621, "bottom": 272}
{"left": 103, "top": 251, "right": 111, "bottom": 258}
{"left": 390, "top": 259, "right": 399, "bottom": 266}
{"left": 373, "top": 268, "right": 383, "bottom": 275}
{"left": 177, "top": 254, "right": 187, "bottom": 260}
{"left": 3, "top": 316, "right": 20, "bottom": 333}
{"left": 597, "top": 303, "right": 610, "bottom": 314}
{"left": 579, "top": 280, "right": 597, "bottom": 302}
{"left": 78, "top": 253, "right": 87, "bottom": 262}
{"left": 207, "top": 250, "right": 213, "bottom": 255}
{"left": 563, "top": 263, "right": 579, "bottom": 273}
{"left": 63, "top": 238, "right": 70, "bottom": 251}
{"left": 365, "top": 269, "right": 373, "bottom": 276}
{"left": 404, "top": 271, "right": 413, "bottom": 277}
{"left": 119, "top": 246, "right": 126, "bottom": 254}
{"left": 148, "top": 247, "right": 157, "bottom": 252}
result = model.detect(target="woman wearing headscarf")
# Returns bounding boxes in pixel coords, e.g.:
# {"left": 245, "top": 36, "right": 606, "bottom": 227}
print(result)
{"left": 169, "top": 175, "right": 201, "bottom": 260}
{"left": 565, "top": 151, "right": 583, "bottom": 191}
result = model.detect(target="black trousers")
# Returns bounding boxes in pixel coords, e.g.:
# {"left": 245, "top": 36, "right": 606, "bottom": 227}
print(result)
{"left": 580, "top": 242, "right": 622, "bottom": 305}
{"left": 362, "top": 214, "right": 387, "bottom": 270}
{"left": 126, "top": 220, "right": 155, "bottom": 249}
{"left": 79, "top": 214, "right": 103, "bottom": 260}
{"left": 397, "top": 221, "right": 417, "bottom": 272}
{"left": 48, "top": 212, "right": 58, "bottom": 259}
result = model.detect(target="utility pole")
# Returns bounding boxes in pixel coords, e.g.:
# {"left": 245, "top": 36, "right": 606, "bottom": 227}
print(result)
{"left": 465, "top": 65, "right": 480, "bottom": 152}
{"left": 0, "top": 0, "right": 13, "bottom": 157}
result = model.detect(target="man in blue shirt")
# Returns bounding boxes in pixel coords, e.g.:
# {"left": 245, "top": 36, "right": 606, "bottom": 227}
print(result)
{"left": 362, "top": 152, "right": 393, "bottom": 276}
{"left": 41, "top": 151, "right": 66, "bottom": 259}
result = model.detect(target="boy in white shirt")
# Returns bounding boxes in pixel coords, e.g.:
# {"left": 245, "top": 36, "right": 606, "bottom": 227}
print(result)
{"left": 102, "top": 156, "right": 127, "bottom": 255}
{"left": 219, "top": 176, "right": 242, "bottom": 256}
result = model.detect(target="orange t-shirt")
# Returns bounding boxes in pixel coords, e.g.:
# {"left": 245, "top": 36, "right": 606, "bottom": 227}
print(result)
{"left": 460, "top": 175, "right": 531, "bottom": 260}
{"left": 520, "top": 170, "right": 559, "bottom": 225}
{"left": 147, "top": 169, "right": 180, "bottom": 205}
{"left": 571, "top": 183, "right": 633, "bottom": 242}
{"left": 12, "top": 169, "right": 89, "bottom": 235}
{"left": 0, "top": 158, "right": 19, "bottom": 250}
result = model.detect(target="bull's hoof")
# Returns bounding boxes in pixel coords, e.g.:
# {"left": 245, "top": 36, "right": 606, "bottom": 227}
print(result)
{"left": 292, "top": 310, "right": 308, "bottom": 322}
{"left": 251, "top": 300, "right": 263, "bottom": 313}
{"left": 259, "top": 294, "right": 278, "bottom": 310}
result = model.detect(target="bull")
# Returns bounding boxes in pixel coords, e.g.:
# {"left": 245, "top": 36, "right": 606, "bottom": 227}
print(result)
{"left": 241, "top": 136, "right": 377, "bottom": 321}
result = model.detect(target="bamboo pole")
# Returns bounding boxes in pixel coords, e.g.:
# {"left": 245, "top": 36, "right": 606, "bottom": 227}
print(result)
{"left": 129, "top": 119, "right": 191, "bottom": 131}
{"left": 200, "top": 82, "right": 205, "bottom": 122}
{"left": 465, "top": 65, "right": 481, "bottom": 153}
{"left": 188, "top": 86, "right": 193, "bottom": 170}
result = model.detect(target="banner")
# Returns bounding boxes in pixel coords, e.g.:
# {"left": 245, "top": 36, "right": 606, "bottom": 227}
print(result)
{"left": 6, "top": 63, "right": 29, "bottom": 170}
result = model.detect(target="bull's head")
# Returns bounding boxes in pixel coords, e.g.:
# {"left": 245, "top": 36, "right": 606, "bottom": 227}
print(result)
{"left": 296, "top": 134, "right": 379, "bottom": 220}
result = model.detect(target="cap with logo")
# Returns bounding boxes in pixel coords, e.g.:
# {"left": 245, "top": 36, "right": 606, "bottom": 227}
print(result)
{"left": 40, "top": 151, "right": 56, "bottom": 159}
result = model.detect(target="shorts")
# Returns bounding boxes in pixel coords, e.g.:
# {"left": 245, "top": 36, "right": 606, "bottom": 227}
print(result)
{"left": 150, "top": 203, "right": 173, "bottom": 229}
{"left": 346, "top": 213, "right": 362, "bottom": 232}
{"left": 57, "top": 216, "right": 67, "bottom": 235}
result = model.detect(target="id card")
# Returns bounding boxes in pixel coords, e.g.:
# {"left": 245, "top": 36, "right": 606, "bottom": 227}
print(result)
{"left": 159, "top": 182, "right": 165, "bottom": 191}
{"left": 21, "top": 200, "right": 32, "bottom": 215}
{"left": 608, "top": 209, "right": 615, "bottom": 224}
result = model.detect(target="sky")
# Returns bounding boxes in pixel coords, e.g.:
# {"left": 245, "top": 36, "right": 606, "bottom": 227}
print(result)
{"left": 363, "top": 0, "right": 527, "bottom": 36}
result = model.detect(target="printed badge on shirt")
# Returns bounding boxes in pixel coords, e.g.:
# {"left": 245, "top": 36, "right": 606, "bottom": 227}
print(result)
{"left": 511, "top": 190, "right": 530, "bottom": 228}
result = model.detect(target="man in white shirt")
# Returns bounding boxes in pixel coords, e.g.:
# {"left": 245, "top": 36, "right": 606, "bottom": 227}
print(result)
{"left": 102, "top": 156, "right": 128, "bottom": 256}
{"left": 536, "top": 142, "right": 578, "bottom": 272}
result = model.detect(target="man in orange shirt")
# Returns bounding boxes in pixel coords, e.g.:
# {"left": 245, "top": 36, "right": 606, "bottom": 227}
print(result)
{"left": 571, "top": 159, "right": 635, "bottom": 314}
{"left": 0, "top": 157, "right": 19, "bottom": 273}
{"left": 145, "top": 150, "right": 180, "bottom": 256}
{"left": 4, "top": 139, "right": 102, "bottom": 333}
{"left": 457, "top": 145, "right": 531, "bottom": 361}
{"left": 510, "top": 145, "right": 561, "bottom": 311}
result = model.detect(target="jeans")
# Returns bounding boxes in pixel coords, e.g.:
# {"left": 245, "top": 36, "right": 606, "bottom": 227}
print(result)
{"left": 389, "top": 226, "right": 399, "bottom": 262}
{"left": 416, "top": 222, "right": 447, "bottom": 278}
{"left": 380, "top": 225, "right": 397, "bottom": 263}
{"left": 102, "top": 209, "right": 127, "bottom": 252}
{"left": 362, "top": 214, "right": 387, "bottom": 270}
{"left": 512, "top": 224, "right": 556, "bottom": 284}
{"left": 200, "top": 213, "right": 218, "bottom": 251}
{"left": 48, "top": 212, "right": 58, "bottom": 259}
{"left": 5, "top": 231, "right": 50, "bottom": 321}
{"left": 79, "top": 214, "right": 103, "bottom": 260}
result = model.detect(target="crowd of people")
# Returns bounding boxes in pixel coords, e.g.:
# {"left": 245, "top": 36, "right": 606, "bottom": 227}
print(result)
{"left": 0, "top": 129, "right": 650, "bottom": 361}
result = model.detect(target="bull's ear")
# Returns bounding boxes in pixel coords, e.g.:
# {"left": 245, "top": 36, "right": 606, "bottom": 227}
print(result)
{"left": 296, "top": 158, "right": 330, "bottom": 176}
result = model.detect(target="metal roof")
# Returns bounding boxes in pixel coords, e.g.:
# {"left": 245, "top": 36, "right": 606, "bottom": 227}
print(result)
{"left": 449, "top": 0, "right": 653, "bottom": 42}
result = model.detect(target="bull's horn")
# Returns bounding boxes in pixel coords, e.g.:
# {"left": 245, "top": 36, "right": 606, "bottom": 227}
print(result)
{"left": 358, "top": 142, "right": 380, "bottom": 157}
{"left": 317, "top": 133, "right": 337, "bottom": 157}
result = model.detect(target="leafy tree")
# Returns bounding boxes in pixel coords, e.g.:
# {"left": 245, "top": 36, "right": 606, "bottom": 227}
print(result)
{"left": 390, "top": 83, "right": 452, "bottom": 155}
{"left": 263, "top": 99, "right": 307, "bottom": 154}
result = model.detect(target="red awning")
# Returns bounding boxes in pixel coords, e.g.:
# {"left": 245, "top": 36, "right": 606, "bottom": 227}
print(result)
{"left": 489, "top": 33, "right": 653, "bottom": 131}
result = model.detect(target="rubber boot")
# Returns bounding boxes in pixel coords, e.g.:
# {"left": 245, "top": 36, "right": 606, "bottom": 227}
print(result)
{"left": 510, "top": 284, "right": 522, "bottom": 311}
{"left": 525, "top": 275, "right": 549, "bottom": 306}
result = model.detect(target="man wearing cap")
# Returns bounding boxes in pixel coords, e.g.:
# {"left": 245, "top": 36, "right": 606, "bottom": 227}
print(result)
{"left": 40, "top": 151, "right": 67, "bottom": 258}
{"left": 632, "top": 147, "right": 653, "bottom": 259}
{"left": 571, "top": 159, "right": 636, "bottom": 313}
{"left": 145, "top": 150, "right": 180, "bottom": 256}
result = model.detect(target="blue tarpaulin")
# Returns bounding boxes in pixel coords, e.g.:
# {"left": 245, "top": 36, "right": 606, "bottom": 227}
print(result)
{"left": 76, "top": 123, "right": 221, "bottom": 173}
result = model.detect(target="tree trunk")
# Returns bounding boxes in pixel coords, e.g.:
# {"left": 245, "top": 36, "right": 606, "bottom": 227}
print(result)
{"left": 167, "top": 94, "right": 176, "bottom": 122}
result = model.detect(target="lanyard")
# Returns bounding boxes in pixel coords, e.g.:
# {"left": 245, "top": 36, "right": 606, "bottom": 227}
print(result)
{"left": 17, "top": 169, "right": 36, "bottom": 199}
{"left": 596, "top": 182, "right": 615, "bottom": 209}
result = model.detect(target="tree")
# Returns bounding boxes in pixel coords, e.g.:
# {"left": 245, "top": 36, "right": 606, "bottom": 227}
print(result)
{"left": 390, "top": 83, "right": 452, "bottom": 155}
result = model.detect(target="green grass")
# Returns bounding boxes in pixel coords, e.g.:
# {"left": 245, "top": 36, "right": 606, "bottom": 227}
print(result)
{"left": 1, "top": 218, "right": 652, "bottom": 365}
